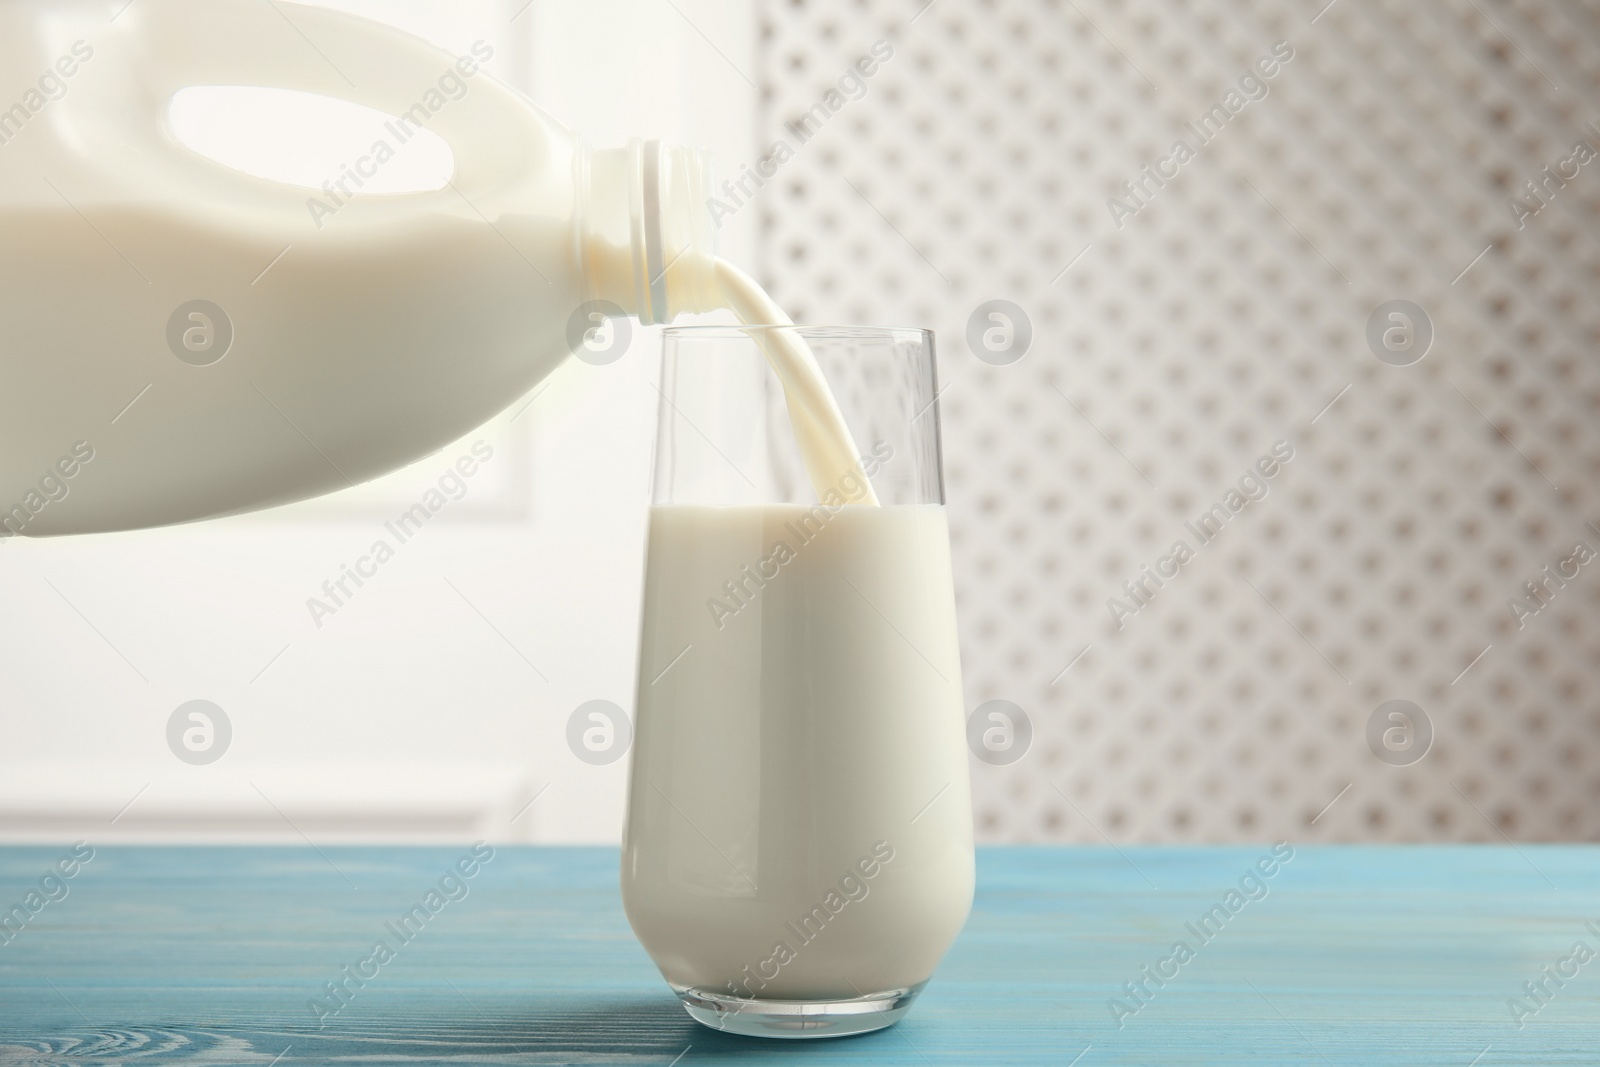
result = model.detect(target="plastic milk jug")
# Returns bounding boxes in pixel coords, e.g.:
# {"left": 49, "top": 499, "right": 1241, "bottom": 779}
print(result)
{"left": 0, "top": 0, "right": 734, "bottom": 536}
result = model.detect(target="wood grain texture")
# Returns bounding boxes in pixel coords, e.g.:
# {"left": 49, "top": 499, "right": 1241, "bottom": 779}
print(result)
{"left": 0, "top": 845, "right": 1596, "bottom": 1064}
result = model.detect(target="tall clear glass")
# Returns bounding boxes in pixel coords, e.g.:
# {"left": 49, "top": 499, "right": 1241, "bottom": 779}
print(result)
{"left": 622, "top": 326, "right": 974, "bottom": 1039}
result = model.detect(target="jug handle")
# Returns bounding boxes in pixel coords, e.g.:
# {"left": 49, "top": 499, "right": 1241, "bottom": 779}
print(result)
{"left": 129, "top": 0, "right": 544, "bottom": 207}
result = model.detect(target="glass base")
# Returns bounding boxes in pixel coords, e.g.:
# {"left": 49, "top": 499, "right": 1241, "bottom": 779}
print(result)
{"left": 673, "top": 981, "right": 926, "bottom": 1039}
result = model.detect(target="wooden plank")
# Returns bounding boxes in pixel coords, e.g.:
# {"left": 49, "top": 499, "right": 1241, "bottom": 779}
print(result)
{"left": 0, "top": 846, "right": 1596, "bottom": 1063}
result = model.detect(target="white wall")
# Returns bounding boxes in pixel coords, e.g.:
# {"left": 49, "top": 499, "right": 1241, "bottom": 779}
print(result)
{"left": 14, "top": 0, "right": 1593, "bottom": 847}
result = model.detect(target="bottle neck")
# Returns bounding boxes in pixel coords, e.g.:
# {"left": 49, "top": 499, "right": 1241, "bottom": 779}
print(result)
{"left": 576, "top": 139, "right": 719, "bottom": 325}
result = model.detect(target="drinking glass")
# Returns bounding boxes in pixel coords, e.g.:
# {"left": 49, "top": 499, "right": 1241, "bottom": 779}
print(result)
{"left": 622, "top": 326, "right": 974, "bottom": 1039}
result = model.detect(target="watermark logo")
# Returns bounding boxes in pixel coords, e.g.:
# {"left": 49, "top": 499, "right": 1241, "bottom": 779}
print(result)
{"left": 307, "top": 441, "right": 495, "bottom": 629}
{"left": 1365, "top": 300, "right": 1432, "bottom": 366}
{"left": 0, "top": 843, "right": 94, "bottom": 949}
{"left": 966, "top": 299, "right": 1032, "bottom": 365}
{"left": 1, "top": 440, "right": 95, "bottom": 542}
{"left": 1508, "top": 536, "right": 1595, "bottom": 630}
{"left": 0, "top": 41, "right": 94, "bottom": 148}
{"left": 1107, "top": 40, "right": 1294, "bottom": 228}
{"left": 307, "top": 842, "right": 494, "bottom": 1027}
{"left": 1507, "top": 922, "right": 1600, "bottom": 1029}
{"left": 565, "top": 300, "right": 631, "bottom": 366}
{"left": 705, "top": 441, "right": 893, "bottom": 631}
{"left": 167, "top": 300, "right": 234, "bottom": 366}
{"left": 306, "top": 42, "right": 495, "bottom": 229}
{"left": 1509, "top": 135, "right": 1597, "bottom": 230}
{"left": 1365, "top": 699, "right": 1431, "bottom": 767}
{"left": 723, "top": 842, "right": 895, "bottom": 1000}
{"left": 167, "top": 700, "right": 232, "bottom": 765}
{"left": 1108, "top": 843, "right": 1295, "bottom": 1029}
{"left": 1110, "top": 441, "right": 1295, "bottom": 630}
{"left": 567, "top": 699, "right": 632, "bottom": 765}
{"left": 966, "top": 700, "right": 1032, "bottom": 765}
{"left": 707, "top": 40, "right": 895, "bottom": 229}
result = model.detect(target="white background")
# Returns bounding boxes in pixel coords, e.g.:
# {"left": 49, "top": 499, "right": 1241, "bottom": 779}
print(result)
{"left": 5, "top": 0, "right": 1598, "bottom": 846}
{"left": 1, "top": 0, "right": 760, "bottom": 843}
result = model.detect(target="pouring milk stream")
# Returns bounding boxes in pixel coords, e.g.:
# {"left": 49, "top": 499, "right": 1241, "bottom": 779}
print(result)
{"left": 1, "top": 2, "right": 975, "bottom": 1027}
{"left": 0, "top": 0, "right": 874, "bottom": 536}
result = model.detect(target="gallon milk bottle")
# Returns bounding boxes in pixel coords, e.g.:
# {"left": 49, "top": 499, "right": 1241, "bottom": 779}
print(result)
{"left": 0, "top": 0, "right": 870, "bottom": 538}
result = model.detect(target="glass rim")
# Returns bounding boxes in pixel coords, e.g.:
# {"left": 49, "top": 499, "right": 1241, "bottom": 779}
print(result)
{"left": 662, "top": 324, "right": 932, "bottom": 345}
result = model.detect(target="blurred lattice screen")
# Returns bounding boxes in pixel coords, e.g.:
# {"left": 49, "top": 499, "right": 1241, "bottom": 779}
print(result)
{"left": 756, "top": 0, "right": 1600, "bottom": 842}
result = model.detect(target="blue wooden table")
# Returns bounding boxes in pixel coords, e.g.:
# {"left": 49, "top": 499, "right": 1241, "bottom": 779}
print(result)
{"left": 1, "top": 846, "right": 1596, "bottom": 1064}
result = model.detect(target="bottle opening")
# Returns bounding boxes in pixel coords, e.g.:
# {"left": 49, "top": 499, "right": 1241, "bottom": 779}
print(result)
{"left": 578, "top": 139, "right": 719, "bottom": 324}
{"left": 166, "top": 86, "right": 455, "bottom": 195}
